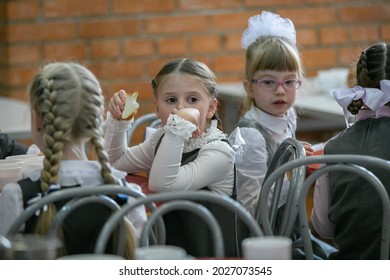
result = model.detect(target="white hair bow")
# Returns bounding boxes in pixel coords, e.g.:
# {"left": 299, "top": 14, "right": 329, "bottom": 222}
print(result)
{"left": 332, "top": 80, "right": 390, "bottom": 126}
{"left": 241, "top": 11, "right": 296, "bottom": 49}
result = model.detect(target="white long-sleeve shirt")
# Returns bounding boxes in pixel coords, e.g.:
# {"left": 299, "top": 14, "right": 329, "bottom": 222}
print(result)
{"left": 310, "top": 173, "right": 335, "bottom": 239}
{"left": 229, "top": 105, "right": 296, "bottom": 215}
{"left": 103, "top": 113, "right": 235, "bottom": 196}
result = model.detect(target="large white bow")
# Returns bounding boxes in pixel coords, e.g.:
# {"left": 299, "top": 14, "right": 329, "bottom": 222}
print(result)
{"left": 241, "top": 11, "right": 296, "bottom": 49}
{"left": 332, "top": 80, "right": 390, "bottom": 126}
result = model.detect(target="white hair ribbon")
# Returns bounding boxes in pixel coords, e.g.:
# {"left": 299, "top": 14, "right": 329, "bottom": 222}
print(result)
{"left": 241, "top": 11, "right": 296, "bottom": 49}
{"left": 332, "top": 80, "right": 390, "bottom": 127}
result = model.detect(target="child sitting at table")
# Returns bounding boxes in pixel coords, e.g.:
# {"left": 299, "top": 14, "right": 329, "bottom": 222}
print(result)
{"left": 104, "top": 58, "right": 235, "bottom": 196}
{"left": 104, "top": 58, "right": 237, "bottom": 257}
{"left": 0, "top": 62, "right": 146, "bottom": 259}
{"left": 311, "top": 42, "right": 390, "bottom": 259}
{"left": 228, "top": 11, "right": 313, "bottom": 216}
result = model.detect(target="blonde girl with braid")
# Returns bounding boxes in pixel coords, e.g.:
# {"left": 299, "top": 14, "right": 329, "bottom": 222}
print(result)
{"left": 0, "top": 62, "right": 146, "bottom": 259}
{"left": 311, "top": 42, "right": 390, "bottom": 259}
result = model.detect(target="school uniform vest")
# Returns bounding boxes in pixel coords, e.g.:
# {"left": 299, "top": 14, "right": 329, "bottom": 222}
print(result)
{"left": 238, "top": 117, "right": 295, "bottom": 167}
{"left": 155, "top": 135, "right": 246, "bottom": 258}
{"left": 325, "top": 117, "right": 390, "bottom": 259}
{"left": 19, "top": 178, "right": 119, "bottom": 256}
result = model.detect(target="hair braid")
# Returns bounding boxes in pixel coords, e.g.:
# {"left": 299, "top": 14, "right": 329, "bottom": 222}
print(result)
{"left": 384, "top": 44, "right": 390, "bottom": 80}
{"left": 350, "top": 42, "right": 390, "bottom": 115}
{"left": 91, "top": 135, "right": 116, "bottom": 184}
{"left": 75, "top": 65, "right": 136, "bottom": 259}
{"left": 356, "top": 50, "right": 370, "bottom": 88}
{"left": 29, "top": 62, "right": 136, "bottom": 258}
{"left": 33, "top": 78, "right": 67, "bottom": 251}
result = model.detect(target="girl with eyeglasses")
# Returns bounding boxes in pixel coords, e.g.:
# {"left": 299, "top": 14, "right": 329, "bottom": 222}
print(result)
{"left": 229, "top": 11, "right": 313, "bottom": 216}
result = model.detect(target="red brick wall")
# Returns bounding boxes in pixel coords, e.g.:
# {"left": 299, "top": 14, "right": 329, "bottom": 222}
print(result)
{"left": 1, "top": 0, "right": 389, "bottom": 136}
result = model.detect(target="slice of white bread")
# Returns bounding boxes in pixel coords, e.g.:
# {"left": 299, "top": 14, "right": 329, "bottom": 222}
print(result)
{"left": 121, "top": 92, "right": 139, "bottom": 121}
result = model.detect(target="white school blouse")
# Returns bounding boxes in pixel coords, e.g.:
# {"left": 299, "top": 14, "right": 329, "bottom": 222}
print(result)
{"left": 103, "top": 113, "right": 235, "bottom": 196}
{"left": 229, "top": 105, "right": 296, "bottom": 215}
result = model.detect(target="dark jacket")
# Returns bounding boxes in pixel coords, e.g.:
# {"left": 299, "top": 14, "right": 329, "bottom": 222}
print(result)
{"left": 324, "top": 117, "right": 390, "bottom": 259}
{"left": 0, "top": 133, "right": 28, "bottom": 159}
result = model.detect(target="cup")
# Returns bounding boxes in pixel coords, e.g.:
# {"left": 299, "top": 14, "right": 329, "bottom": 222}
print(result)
{"left": 242, "top": 236, "right": 292, "bottom": 260}
{"left": 0, "top": 160, "right": 20, "bottom": 167}
{"left": 0, "top": 163, "right": 22, "bottom": 192}
{"left": 135, "top": 245, "right": 187, "bottom": 260}
{"left": 0, "top": 158, "right": 22, "bottom": 165}
{"left": 57, "top": 254, "right": 125, "bottom": 260}
{"left": 5, "top": 154, "right": 39, "bottom": 162}
{"left": 0, "top": 234, "right": 62, "bottom": 260}
{"left": 21, "top": 156, "right": 44, "bottom": 178}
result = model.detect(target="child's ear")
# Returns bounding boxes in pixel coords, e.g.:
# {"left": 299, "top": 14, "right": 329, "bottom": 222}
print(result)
{"left": 243, "top": 80, "right": 254, "bottom": 98}
{"left": 207, "top": 97, "right": 217, "bottom": 119}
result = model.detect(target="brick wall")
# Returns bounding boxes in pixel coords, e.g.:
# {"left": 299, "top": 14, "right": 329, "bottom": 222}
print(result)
{"left": 1, "top": 0, "right": 389, "bottom": 142}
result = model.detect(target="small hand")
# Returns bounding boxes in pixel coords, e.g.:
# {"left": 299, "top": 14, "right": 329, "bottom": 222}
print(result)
{"left": 107, "top": 89, "right": 127, "bottom": 120}
{"left": 172, "top": 108, "right": 201, "bottom": 137}
{"left": 301, "top": 141, "right": 314, "bottom": 156}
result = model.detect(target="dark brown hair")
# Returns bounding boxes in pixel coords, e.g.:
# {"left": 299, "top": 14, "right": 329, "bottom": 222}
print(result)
{"left": 348, "top": 42, "right": 390, "bottom": 115}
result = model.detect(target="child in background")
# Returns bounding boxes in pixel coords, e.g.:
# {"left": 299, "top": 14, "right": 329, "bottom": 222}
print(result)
{"left": 104, "top": 58, "right": 235, "bottom": 196}
{"left": 0, "top": 62, "right": 146, "bottom": 259}
{"left": 311, "top": 42, "right": 390, "bottom": 259}
{"left": 229, "top": 11, "right": 313, "bottom": 216}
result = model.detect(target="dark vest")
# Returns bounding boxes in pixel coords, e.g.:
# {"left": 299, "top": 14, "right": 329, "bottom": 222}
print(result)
{"left": 325, "top": 117, "right": 390, "bottom": 259}
{"left": 18, "top": 178, "right": 122, "bottom": 256}
{"left": 154, "top": 134, "right": 247, "bottom": 257}
{"left": 238, "top": 118, "right": 295, "bottom": 167}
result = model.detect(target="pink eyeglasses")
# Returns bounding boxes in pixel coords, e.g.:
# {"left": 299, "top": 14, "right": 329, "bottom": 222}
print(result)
{"left": 251, "top": 78, "right": 302, "bottom": 91}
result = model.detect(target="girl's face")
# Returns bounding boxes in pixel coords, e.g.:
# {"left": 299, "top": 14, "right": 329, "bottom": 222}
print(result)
{"left": 245, "top": 70, "right": 298, "bottom": 117}
{"left": 155, "top": 74, "right": 217, "bottom": 133}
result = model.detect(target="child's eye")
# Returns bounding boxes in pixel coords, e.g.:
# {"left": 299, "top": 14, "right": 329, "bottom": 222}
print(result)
{"left": 261, "top": 79, "right": 277, "bottom": 86}
{"left": 188, "top": 97, "right": 199, "bottom": 103}
{"left": 165, "top": 97, "right": 177, "bottom": 104}
{"left": 285, "top": 80, "right": 296, "bottom": 86}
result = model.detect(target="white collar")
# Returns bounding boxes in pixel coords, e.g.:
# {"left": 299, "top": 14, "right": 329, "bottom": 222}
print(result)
{"left": 246, "top": 104, "right": 296, "bottom": 136}
{"left": 27, "top": 160, "right": 127, "bottom": 187}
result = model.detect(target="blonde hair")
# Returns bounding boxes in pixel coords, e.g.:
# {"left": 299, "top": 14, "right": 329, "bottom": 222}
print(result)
{"left": 29, "top": 62, "right": 135, "bottom": 259}
{"left": 241, "top": 36, "right": 305, "bottom": 115}
{"left": 151, "top": 58, "right": 223, "bottom": 130}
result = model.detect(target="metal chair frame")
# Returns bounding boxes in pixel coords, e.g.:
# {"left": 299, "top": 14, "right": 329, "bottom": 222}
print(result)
{"left": 260, "top": 154, "right": 390, "bottom": 260}
{"left": 95, "top": 191, "right": 263, "bottom": 258}
{"left": 255, "top": 138, "right": 306, "bottom": 237}
{"left": 126, "top": 113, "right": 160, "bottom": 146}
{"left": 6, "top": 184, "right": 165, "bottom": 256}
{"left": 142, "top": 200, "right": 225, "bottom": 257}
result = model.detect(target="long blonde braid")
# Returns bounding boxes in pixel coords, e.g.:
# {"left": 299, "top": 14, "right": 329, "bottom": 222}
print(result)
{"left": 29, "top": 62, "right": 135, "bottom": 259}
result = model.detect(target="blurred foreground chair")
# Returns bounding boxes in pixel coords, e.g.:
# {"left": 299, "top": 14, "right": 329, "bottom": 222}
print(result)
{"left": 126, "top": 113, "right": 161, "bottom": 146}
{"left": 255, "top": 138, "right": 306, "bottom": 237}
{"left": 96, "top": 191, "right": 263, "bottom": 258}
{"left": 262, "top": 154, "right": 390, "bottom": 260}
{"left": 6, "top": 184, "right": 164, "bottom": 259}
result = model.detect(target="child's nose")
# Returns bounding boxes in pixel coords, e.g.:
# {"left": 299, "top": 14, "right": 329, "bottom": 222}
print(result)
{"left": 275, "top": 84, "right": 286, "bottom": 95}
{"left": 176, "top": 100, "right": 185, "bottom": 110}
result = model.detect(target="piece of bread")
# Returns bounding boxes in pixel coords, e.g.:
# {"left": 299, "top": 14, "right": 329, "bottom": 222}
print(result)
{"left": 121, "top": 92, "right": 139, "bottom": 121}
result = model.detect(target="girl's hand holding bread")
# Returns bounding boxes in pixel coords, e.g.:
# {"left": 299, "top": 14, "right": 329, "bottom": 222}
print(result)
{"left": 108, "top": 90, "right": 139, "bottom": 120}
